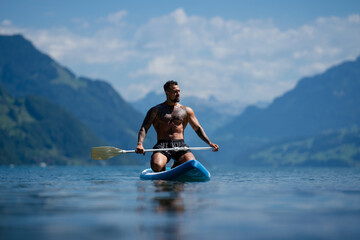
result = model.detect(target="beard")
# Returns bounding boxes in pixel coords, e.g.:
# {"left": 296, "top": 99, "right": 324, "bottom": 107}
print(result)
{"left": 169, "top": 95, "right": 180, "bottom": 103}
{"left": 170, "top": 96, "right": 180, "bottom": 103}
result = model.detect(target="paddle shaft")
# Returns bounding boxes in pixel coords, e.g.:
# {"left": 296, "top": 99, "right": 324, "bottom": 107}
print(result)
{"left": 91, "top": 146, "right": 213, "bottom": 160}
{"left": 122, "top": 146, "right": 213, "bottom": 154}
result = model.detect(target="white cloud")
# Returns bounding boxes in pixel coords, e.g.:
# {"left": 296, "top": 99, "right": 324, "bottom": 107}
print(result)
{"left": 132, "top": 55, "right": 180, "bottom": 77}
{"left": 349, "top": 14, "right": 360, "bottom": 23}
{"left": 1, "top": 19, "right": 12, "bottom": 26}
{"left": 126, "top": 10, "right": 360, "bottom": 104}
{"left": 171, "top": 8, "right": 187, "bottom": 25}
{"left": 1, "top": 9, "right": 360, "bottom": 108}
{"left": 107, "top": 10, "right": 127, "bottom": 24}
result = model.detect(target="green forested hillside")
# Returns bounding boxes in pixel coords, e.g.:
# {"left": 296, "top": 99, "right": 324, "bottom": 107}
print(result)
{"left": 238, "top": 127, "right": 360, "bottom": 167}
{"left": 0, "top": 86, "right": 104, "bottom": 165}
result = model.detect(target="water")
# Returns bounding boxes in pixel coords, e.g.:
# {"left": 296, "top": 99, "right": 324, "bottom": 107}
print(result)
{"left": 1, "top": 166, "right": 360, "bottom": 240}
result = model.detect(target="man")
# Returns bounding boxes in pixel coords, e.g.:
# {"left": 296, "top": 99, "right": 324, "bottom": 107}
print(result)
{"left": 135, "top": 80, "right": 219, "bottom": 172}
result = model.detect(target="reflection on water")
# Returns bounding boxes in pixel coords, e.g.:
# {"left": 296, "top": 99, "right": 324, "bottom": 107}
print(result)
{"left": 136, "top": 180, "right": 187, "bottom": 240}
{"left": 137, "top": 181, "right": 185, "bottom": 214}
{"left": 151, "top": 181, "right": 185, "bottom": 214}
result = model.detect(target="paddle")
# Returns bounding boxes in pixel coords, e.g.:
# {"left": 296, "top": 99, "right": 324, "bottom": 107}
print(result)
{"left": 91, "top": 146, "right": 213, "bottom": 160}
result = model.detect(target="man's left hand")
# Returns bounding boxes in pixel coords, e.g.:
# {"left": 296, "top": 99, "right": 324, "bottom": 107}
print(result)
{"left": 210, "top": 143, "right": 219, "bottom": 152}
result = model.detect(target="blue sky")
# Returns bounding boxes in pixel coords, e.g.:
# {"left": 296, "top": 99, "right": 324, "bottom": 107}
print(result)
{"left": 1, "top": 0, "right": 360, "bottom": 108}
{"left": 1, "top": 0, "right": 359, "bottom": 28}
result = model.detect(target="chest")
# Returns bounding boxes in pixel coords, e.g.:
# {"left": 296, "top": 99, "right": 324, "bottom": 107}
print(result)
{"left": 158, "top": 106, "right": 187, "bottom": 123}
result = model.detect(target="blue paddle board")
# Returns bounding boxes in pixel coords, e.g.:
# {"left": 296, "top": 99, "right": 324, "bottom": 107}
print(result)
{"left": 140, "top": 160, "right": 211, "bottom": 182}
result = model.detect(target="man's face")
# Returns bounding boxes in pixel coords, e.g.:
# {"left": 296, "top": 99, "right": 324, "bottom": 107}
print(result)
{"left": 166, "top": 84, "right": 180, "bottom": 103}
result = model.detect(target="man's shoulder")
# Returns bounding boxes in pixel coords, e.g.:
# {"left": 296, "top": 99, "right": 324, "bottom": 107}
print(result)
{"left": 147, "top": 102, "right": 164, "bottom": 114}
{"left": 179, "top": 104, "right": 192, "bottom": 111}
{"left": 152, "top": 102, "right": 165, "bottom": 110}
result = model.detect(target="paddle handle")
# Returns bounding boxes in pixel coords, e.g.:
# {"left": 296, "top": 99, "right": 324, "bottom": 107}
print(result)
{"left": 123, "top": 146, "right": 213, "bottom": 154}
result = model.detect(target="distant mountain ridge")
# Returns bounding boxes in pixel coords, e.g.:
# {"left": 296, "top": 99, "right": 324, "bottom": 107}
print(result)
{"left": 0, "top": 34, "right": 150, "bottom": 150}
{"left": 218, "top": 57, "right": 360, "bottom": 141}
{"left": 214, "top": 57, "right": 360, "bottom": 166}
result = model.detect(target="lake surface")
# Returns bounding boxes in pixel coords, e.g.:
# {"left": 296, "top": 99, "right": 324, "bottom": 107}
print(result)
{"left": 1, "top": 165, "right": 360, "bottom": 240}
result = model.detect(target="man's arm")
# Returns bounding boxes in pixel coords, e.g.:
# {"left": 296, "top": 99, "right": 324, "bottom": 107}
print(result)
{"left": 187, "top": 107, "right": 219, "bottom": 152}
{"left": 136, "top": 107, "right": 157, "bottom": 154}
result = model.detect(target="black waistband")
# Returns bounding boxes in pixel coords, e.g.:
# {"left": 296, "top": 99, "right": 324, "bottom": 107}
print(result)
{"left": 157, "top": 139, "right": 184, "bottom": 143}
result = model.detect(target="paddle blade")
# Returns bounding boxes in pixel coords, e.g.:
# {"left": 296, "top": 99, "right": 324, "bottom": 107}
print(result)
{"left": 91, "top": 146, "right": 124, "bottom": 160}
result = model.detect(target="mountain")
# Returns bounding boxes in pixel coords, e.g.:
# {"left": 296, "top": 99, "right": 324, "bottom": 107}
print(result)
{"left": 214, "top": 57, "right": 360, "bottom": 166}
{"left": 0, "top": 34, "right": 150, "bottom": 149}
{"left": 218, "top": 57, "right": 360, "bottom": 141}
{"left": 0, "top": 86, "right": 103, "bottom": 165}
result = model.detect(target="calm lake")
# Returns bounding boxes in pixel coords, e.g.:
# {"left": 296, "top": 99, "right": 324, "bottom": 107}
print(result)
{"left": 1, "top": 165, "right": 360, "bottom": 240}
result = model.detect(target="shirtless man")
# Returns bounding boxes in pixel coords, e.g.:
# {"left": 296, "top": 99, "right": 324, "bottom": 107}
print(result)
{"left": 135, "top": 80, "right": 219, "bottom": 172}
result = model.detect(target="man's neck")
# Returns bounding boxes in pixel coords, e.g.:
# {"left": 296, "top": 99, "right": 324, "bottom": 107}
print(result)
{"left": 165, "top": 100, "right": 177, "bottom": 107}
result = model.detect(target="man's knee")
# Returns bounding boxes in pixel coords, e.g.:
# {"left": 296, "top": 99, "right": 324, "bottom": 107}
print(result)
{"left": 151, "top": 156, "right": 167, "bottom": 172}
{"left": 151, "top": 162, "right": 165, "bottom": 172}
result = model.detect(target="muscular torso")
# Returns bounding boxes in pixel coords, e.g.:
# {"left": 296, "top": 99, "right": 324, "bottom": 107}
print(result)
{"left": 152, "top": 103, "right": 189, "bottom": 140}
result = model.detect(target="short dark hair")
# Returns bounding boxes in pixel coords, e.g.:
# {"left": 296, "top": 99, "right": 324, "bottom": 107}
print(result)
{"left": 163, "top": 80, "right": 178, "bottom": 92}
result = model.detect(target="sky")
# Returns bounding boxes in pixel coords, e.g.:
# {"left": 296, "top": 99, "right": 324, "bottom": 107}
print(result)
{"left": 1, "top": 0, "right": 360, "bottom": 109}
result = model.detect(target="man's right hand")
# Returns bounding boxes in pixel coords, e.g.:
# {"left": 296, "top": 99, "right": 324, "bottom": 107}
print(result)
{"left": 135, "top": 144, "right": 145, "bottom": 155}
